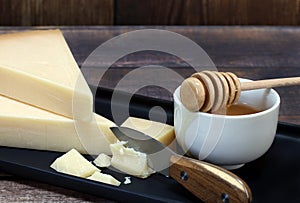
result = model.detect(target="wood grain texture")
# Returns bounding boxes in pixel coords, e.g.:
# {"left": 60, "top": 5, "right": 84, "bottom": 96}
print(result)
{"left": 1, "top": 0, "right": 300, "bottom": 26}
{"left": 241, "top": 77, "right": 300, "bottom": 91}
{"left": 204, "top": 0, "right": 299, "bottom": 25}
{"left": 0, "top": 0, "right": 113, "bottom": 26}
{"left": 116, "top": 0, "right": 204, "bottom": 25}
{"left": 116, "top": 0, "right": 300, "bottom": 25}
{"left": 169, "top": 155, "right": 252, "bottom": 203}
{"left": 0, "top": 179, "right": 116, "bottom": 202}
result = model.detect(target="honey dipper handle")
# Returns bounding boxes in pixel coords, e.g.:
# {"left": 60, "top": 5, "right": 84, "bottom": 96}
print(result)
{"left": 241, "top": 77, "right": 300, "bottom": 91}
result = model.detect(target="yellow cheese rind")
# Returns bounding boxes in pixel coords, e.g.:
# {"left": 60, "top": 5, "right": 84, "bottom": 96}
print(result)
{"left": 87, "top": 171, "right": 121, "bottom": 186}
{"left": 93, "top": 153, "right": 111, "bottom": 168}
{"left": 110, "top": 142, "right": 155, "bottom": 179}
{"left": 50, "top": 149, "right": 99, "bottom": 178}
{"left": 0, "top": 95, "right": 116, "bottom": 154}
{"left": 0, "top": 30, "right": 93, "bottom": 120}
{"left": 121, "top": 117, "right": 175, "bottom": 146}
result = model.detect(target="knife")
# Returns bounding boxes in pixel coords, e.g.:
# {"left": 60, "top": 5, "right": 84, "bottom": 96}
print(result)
{"left": 110, "top": 127, "right": 252, "bottom": 203}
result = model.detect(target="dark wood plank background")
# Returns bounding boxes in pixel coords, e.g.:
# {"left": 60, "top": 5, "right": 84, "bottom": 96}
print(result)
{"left": 1, "top": 0, "right": 300, "bottom": 26}
{"left": 116, "top": 0, "right": 300, "bottom": 25}
{"left": 0, "top": 0, "right": 114, "bottom": 26}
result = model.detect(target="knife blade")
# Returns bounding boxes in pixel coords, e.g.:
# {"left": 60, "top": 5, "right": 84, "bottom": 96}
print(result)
{"left": 111, "top": 126, "right": 252, "bottom": 203}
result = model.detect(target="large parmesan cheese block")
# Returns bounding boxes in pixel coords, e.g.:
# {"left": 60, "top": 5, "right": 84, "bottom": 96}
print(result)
{"left": 0, "top": 95, "right": 117, "bottom": 154}
{"left": 0, "top": 29, "right": 93, "bottom": 120}
{"left": 50, "top": 149, "right": 99, "bottom": 178}
{"left": 121, "top": 117, "right": 175, "bottom": 146}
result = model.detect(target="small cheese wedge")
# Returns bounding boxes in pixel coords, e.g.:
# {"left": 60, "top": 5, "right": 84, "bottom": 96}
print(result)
{"left": 0, "top": 95, "right": 117, "bottom": 154}
{"left": 50, "top": 149, "right": 99, "bottom": 178}
{"left": 93, "top": 153, "right": 111, "bottom": 168}
{"left": 121, "top": 117, "right": 175, "bottom": 146}
{"left": 0, "top": 29, "right": 93, "bottom": 120}
{"left": 87, "top": 171, "right": 121, "bottom": 186}
{"left": 110, "top": 141, "right": 155, "bottom": 178}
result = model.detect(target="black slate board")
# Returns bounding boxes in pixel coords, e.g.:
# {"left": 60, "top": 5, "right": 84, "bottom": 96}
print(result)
{"left": 0, "top": 92, "right": 300, "bottom": 203}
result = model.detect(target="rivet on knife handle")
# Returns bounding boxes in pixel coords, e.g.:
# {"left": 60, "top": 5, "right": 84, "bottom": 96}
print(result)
{"left": 169, "top": 155, "right": 252, "bottom": 203}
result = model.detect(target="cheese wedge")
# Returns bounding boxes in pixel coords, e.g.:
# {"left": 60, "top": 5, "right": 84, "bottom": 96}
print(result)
{"left": 50, "top": 149, "right": 99, "bottom": 178}
{"left": 0, "top": 29, "right": 93, "bottom": 120}
{"left": 110, "top": 141, "right": 155, "bottom": 178}
{"left": 87, "top": 171, "right": 121, "bottom": 186}
{"left": 0, "top": 95, "right": 117, "bottom": 154}
{"left": 93, "top": 153, "right": 111, "bottom": 168}
{"left": 121, "top": 117, "right": 175, "bottom": 146}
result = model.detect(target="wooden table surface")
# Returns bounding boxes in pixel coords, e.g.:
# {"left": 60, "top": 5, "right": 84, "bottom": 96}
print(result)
{"left": 0, "top": 26, "right": 299, "bottom": 202}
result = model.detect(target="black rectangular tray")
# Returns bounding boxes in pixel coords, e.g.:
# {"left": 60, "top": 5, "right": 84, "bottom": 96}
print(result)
{"left": 1, "top": 91, "right": 300, "bottom": 203}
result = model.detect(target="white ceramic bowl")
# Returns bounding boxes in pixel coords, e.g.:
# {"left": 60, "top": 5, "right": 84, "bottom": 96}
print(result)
{"left": 173, "top": 78, "right": 280, "bottom": 169}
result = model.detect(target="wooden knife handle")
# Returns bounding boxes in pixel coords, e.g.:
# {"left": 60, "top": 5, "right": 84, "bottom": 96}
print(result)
{"left": 169, "top": 155, "right": 252, "bottom": 203}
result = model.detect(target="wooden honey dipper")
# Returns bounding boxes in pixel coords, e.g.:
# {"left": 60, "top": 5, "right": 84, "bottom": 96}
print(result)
{"left": 180, "top": 71, "right": 300, "bottom": 113}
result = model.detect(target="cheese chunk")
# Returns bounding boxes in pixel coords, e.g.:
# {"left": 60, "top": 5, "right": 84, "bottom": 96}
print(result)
{"left": 0, "top": 95, "right": 117, "bottom": 154}
{"left": 87, "top": 171, "right": 121, "bottom": 186}
{"left": 50, "top": 149, "right": 99, "bottom": 178}
{"left": 93, "top": 153, "right": 111, "bottom": 168}
{"left": 121, "top": 117, "right": 175, "bottom": 146}
{"left": 0, "top": 29, "right": 93, "bottom": 120}
{"left": 110, "top": 141, "right": 155, "bottom": 178}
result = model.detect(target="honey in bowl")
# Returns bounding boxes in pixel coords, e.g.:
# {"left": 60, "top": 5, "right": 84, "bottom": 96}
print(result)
{"left": 226, "top": 103, "right": 262, "bottom": 116}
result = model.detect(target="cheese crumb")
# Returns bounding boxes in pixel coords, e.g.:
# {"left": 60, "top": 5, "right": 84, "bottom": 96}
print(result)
{"left": 124, "top": 176, "right": 131, "bottom": 185}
